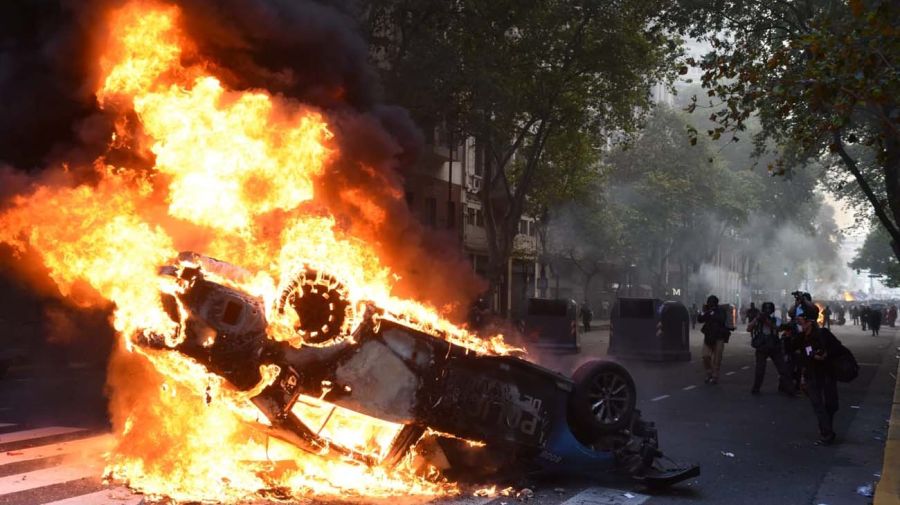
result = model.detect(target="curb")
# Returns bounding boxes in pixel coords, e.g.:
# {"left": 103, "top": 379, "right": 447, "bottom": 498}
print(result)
{"left": 876, "top": 355, "right": 900, "bottom": 505}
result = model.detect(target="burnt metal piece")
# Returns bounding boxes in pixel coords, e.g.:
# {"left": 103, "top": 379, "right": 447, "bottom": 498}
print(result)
{"left": 136, "top": 252, "right": 699, "bottom": 487}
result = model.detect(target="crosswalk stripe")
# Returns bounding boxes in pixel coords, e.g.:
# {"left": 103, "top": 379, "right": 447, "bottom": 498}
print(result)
{"left": 558, "top": 486, "right": 649, "bottom": 505}
{"left": 41, "top": 487, "right": 143, "bottom": 505}
{"left": 0, "top": 427, "right": 87, "bottom": 445}
{"left": 0, "top": 434, "right": 113, "bottom": 467}
{"left": 0, "top": 465, "right": 97, "bottom": 494}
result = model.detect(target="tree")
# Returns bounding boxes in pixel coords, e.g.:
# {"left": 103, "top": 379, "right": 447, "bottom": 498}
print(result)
{"left": 542, "top": 179, "right": 630, "bottom": 303}
{"left": 671, "top": 0, "right": 900, "bottom": 262}
{"left": 850, "top": 224, "right": 900, "bottom": 288}
{"left": 604, "top": 106, "right": 750, "bottom": 298}
{"left": 362, "top": 0, "right": 681, "bottom": 313}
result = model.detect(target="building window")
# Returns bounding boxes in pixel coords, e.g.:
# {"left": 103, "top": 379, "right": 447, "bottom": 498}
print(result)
{"left": 466, "top": 207, "right": 484, "bottom": 227}
{"left": 447, "top": 201, "right": 455, "bottom": 229}
{"left": 425, "top": 197, "right": 437, "bottom": 227}
{"left": 474, "top": 143, "right": 485, "bottom": 177}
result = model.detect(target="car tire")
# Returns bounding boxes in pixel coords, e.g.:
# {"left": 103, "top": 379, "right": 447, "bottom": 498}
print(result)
{"left": 568, "top": 360, "right": 636, "bottom": 443}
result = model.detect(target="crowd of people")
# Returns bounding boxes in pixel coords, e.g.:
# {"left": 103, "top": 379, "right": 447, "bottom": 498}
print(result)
{"left": 698, "top": 292, "right": 859, "bottom": 446}
{"left": 847, "top": 304, "right": 897, "bottom": 336}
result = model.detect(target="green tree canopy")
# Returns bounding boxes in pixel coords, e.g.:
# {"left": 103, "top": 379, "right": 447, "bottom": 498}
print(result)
{"left": 850, "top": 223, "right": 900, "bottom": 288}
{"left": 361, "top": 0, "right": 683, "bottom": 311}
{"left": 670, "top": 0, "right": 900, "bottom": 261}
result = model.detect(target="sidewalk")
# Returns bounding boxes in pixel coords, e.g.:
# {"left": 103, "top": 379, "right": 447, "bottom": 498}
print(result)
{"left": 876, "top": 351, "right": 900, "bottom": 505}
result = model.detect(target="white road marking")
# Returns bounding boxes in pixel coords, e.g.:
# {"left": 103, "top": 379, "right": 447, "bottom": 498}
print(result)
{"left": 650, "top": 395, "right": 670, "bottom": 402}
{"left": 682, "top": 385, "right": 697, "bottom": 391}
{"left": 42, "top": 487, "right": 143, "bottom": 505}
{"left": 725, "top": 371, "right": 736, "bottom": 376}
{"left": 0, "top": 434, "right": 112, "bottom": 466}
{"left": 0, "top": 465, "right": 97, "bottom": 494}
{"left": 741, "top": 366, "right": 750, "bottom": 370}
{"left": 559, "top": 486, "right": 649, "bottom": 505}
{"left": 0, "top": 423, "right": 15, "bottom": 429}
{"left": 0, "top": 427, "right": 87, "bottom": 445}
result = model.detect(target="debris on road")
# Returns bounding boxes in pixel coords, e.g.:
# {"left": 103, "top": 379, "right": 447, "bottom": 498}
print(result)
{"left": 856, "top": 483, "right": 875, "bottom": 497}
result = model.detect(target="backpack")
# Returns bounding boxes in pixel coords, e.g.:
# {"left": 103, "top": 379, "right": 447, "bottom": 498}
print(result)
{"left": 829, "top": 342, "right": 859, "bottom": 383}
{"left": 750, "top": 316, "right": 777, "bottom": 350}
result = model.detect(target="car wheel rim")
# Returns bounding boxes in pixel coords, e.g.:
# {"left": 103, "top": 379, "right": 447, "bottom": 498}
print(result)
{"left": 587, "top": 372, "right": 630, "bottom": 425}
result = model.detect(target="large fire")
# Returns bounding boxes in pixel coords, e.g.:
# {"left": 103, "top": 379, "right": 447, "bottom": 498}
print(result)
{"left": 0, "top": 1, "right": 514, "bottom": 502}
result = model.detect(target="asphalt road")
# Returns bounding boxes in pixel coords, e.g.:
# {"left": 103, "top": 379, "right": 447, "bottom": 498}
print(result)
{"left": 527, "top": 322, "right": 898, "bottom": 505}
{"left": 0, "top": 323, "right": 895, "bottom": 504}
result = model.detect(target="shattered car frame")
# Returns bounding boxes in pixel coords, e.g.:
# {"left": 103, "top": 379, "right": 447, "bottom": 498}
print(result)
{"left": 140, "top": 252, "right": 699, "bottom": 488}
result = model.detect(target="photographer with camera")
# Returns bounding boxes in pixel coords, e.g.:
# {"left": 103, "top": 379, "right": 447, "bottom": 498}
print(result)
{"left": 747, "top": 302, "right": 794, "bottom": 396}
{"left": 698, "top": 294, "right": 730, "bottom": 384}
{"left": 794, "top": 300, "right": 844, "bottom": 445}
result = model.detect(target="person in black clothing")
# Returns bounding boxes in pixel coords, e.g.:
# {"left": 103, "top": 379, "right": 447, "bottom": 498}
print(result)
{"left": 579, "top": 302, "right": 593, "bottom": 332}
{"left": 745, "top": 302, "right": 760, "bottom": 325}
{"left": 468, "top": 296, "right": 490, "bottom": 330}
{"left": 794, "top": 303, "right": 842, "bottom": 445}
{"left": 698, "top": 295, "right": 730, "bottom": 384}
{"left": 690, "top": 303, "right": 698, "bottom": 329}
{"left": 869, "top": 308, "right": 882, "bottom": 336}
{"left": 822, "top": 305, "right": 832, "bottom": 329}
{"left": 780, "top": 321, "right": 804, "bottom": 394}
{"left": 860, "top": 305, "right": 869, "bottom": 332}
{"left": 747, "top": 302, "right": 794, "bottom": 395}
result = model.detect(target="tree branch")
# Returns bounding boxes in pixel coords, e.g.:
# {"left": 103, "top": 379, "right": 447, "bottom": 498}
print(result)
{"left": 833, "top": 130, "right": 900, "bottom": 250}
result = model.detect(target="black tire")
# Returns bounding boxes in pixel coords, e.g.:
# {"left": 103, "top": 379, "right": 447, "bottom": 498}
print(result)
{"left": 568, "top": 360, "right": 637, "bottom": 443}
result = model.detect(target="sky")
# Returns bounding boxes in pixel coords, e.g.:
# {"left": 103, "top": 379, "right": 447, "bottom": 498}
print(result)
{"left": 822, "top": 193, "right": 900, "bottom": 299}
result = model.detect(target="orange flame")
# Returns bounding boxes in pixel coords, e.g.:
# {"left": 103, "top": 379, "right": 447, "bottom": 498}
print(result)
{"left": 0, "top": 1, "right": 517, "bottom": 501}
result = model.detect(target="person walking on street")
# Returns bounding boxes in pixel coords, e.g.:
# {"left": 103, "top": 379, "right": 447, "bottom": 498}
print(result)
{"left": 861, "top": 305, "right": 869, "bottom": 332}
{"left": 869, "top": 307, "right": 882, "bottom": 336}
{"left": 748, "top": 302, "right": 794, "bottom": 395}
{"left": 579, "top": 302, "right": 593, "bottom": 333}
{"left": 746, "top": 302, "right": 760, "bottom": 326}
{"left": 793, "top": 303, "right": 843, "bottom": 445}
{"left": 822, "top": 305, "right": 832, "bottom": 329}
{"left": 890, "top": 304, "right": 898, "bottom": 328}
{"left": 698, "top": 295, "right": 730, "bottom": 385}
{"left": 850, "top": 305, "right": 859, "bottom": 326}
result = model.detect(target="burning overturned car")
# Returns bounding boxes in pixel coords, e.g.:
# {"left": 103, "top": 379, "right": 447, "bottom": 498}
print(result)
{"left": 137, "top": 252, "right": 699, "bottom": 489}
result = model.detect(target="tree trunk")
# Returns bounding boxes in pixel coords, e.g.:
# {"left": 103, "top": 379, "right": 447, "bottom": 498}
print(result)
{"left": 881, "top": 118, "right": 900, "bottom": 260}
{"left": 834, "top": 130, "right": 900, "bottom": 261}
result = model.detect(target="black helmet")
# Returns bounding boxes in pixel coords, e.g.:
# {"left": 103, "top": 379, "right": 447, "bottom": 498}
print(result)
{"left": 761, "top": 302, "right": 775, "bottom": 314}
{"left": 706, "top": 295, "right": 719, "bottom": 306}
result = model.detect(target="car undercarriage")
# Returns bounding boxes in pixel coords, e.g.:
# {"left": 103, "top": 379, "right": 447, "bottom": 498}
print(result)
{"left": 138, "top": 252, "right": 699, "bottom": 488}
